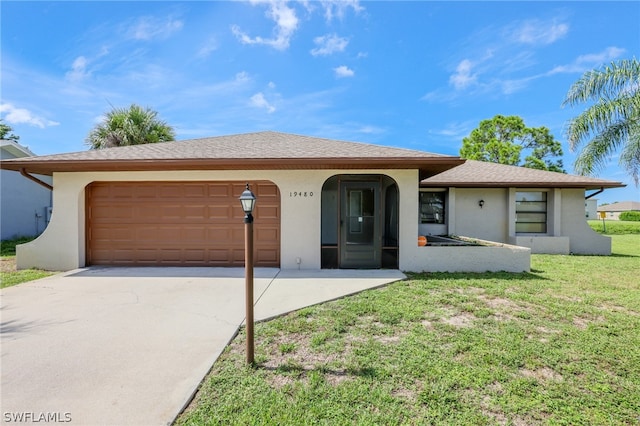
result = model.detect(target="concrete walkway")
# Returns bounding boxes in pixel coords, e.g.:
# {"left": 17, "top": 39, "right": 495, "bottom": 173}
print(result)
{"left": 0, "top": 267, "right": 404, "bottom": 426}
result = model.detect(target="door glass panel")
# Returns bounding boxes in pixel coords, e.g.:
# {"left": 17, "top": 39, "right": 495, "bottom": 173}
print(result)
{"left": 346, "top": 188, "right": 374, "bottom": 244}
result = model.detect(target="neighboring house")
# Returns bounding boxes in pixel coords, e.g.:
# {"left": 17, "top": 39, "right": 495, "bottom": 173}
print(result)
{"left": 0, "top": 132, "right": 625, "bottom": 273}
{"left": 585, "top": 199, "right": 598, "bottom": 220}
{"left": 0, "top": 139, "right": 52, "bottom": 240}
{"left": 597, "top": 201, "right": 640, "bottom": 220}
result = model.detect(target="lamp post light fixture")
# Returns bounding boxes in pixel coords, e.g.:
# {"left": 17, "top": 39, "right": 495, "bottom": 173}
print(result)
{"left": 239, "top": 183, "right": 257, "bottom": 365}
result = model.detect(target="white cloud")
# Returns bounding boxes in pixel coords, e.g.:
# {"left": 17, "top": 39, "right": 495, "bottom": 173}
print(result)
{"left": 320, "top": 0, "right": 364, "bottom": 22}
{"left": 511, "top": 19, "right": 569, "bottom": 45}
{"left": 548, "top": 46, "right": 626, "bottom": 75}
{"left": 429, "top": 120, "right": 477, "bottom": 140}
{"left": 250, "top": 92, "right": 276, "bottom": 113}
{"left": 0, "top": 103, "right": 59, "bottom": 128}
{"left": 232, "top": 1, "right": 299, "bottom": 50}
{"left": 128, "top": 16, "right": 183, "bottom": 41}
{"left": 449, "top": 59, "right": 477, "bottom": 90}
{"left": 357, "top": 125, "right": 384, "bottom": 135}
{"left": 65, "top": 56, "right": 90, "bottom": 82}
{"left": 334, "top": 65, "right": 354, "bottom": 78}
{"left": 197, "top": 37, "right": 219, "bottom": 58}
{"left": 311, "top": 34, "right": 349, "bottom": 56}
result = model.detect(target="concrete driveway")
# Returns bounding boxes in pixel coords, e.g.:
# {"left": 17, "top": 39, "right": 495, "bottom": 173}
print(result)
{"left": 1, "top": 267, "right": 404, "bottom": 425}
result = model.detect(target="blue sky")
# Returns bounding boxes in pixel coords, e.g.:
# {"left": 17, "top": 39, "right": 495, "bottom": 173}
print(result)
{"left": 2, "top": 1, "right": 639, "bottom": 203}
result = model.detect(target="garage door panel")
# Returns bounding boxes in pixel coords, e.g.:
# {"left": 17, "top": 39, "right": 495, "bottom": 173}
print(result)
{"left": 256, "top": 205, "right": 279, "bottom": 220}
{"left": 87, "top": 181, "right": 280, "bottom": 267}
{"left": 256, "top": 248, "right": 279, "bottom": 263}
{"left": 133, "top": 186, "right": 158, "bottom": 198}
{"left": 208, "top": 205, "right": 233, "bottom": 220}
{"left": 92, "top": 227, "right": 132, "bottom": 242}
{"left": 183, "top": 185, "right": 207, "bottom": 198}
{"left": 256, "top": 227, "right": 278, "bottom": 243}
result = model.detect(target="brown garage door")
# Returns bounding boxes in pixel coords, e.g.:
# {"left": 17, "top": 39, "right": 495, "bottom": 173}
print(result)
{"left": 86, "top": 181, "right": 280, "bottom": 267}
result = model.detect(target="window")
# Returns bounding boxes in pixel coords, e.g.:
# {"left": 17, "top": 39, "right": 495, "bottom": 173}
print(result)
{"left": 516, "top": 191, "right": 547, "bottom": 233}
{"left": 420, "top": 192, "right": 445, "bottom": 224}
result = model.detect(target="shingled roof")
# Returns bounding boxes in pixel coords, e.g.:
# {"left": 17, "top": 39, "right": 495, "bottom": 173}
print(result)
{"left": 421, "top": 159, "right": 625, "bottom": 190}
{"left": 597, "top": 201, "right": 640, "bottom": 212}
{"left": 0, "top": 131, "right": 463, "bottom": 176}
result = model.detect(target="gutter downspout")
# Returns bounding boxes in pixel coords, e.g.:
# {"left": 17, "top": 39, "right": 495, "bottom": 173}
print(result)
{"left": 20, "top": 168, "right": 53, "bottom": 191}
{"left": 585, "top": 187, "right": 604, "bottom": 200}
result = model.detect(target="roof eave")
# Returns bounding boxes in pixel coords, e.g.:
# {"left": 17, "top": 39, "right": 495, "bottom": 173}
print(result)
{"left": 420, "top": 181, "right": 626, "bottom": 190}
{"left": 1, "top": 157, "right": 465, "bottom": 176}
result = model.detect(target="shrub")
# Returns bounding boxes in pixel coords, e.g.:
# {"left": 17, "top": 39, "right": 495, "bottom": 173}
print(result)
{"left": 619, "top": 211, "right": 640, "bottom": 221}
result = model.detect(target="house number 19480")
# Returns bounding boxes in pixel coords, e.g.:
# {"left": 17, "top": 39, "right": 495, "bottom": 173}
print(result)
{"left": 290, "top": 191, "right": 314, "bottom": 197}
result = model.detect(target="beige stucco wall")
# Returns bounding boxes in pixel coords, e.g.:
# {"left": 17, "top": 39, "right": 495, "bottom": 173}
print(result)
{"left": 561, "top": 189, "right": 612, "bottom": 255}
{"left": 403, "top": 243, "right": 530, "bottom": 273}
{"left": 17, "top": 169, "right": 421, "bottom": 271}
{"left": 439, "top": 187, "right": 611, "bottom": 255}
{"left": 452, "top": 188, "right": 509, "bottom": 242}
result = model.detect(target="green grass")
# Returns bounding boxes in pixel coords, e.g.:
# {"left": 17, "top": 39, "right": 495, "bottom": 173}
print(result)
{"left": 0, "top": 236, "right": 55, "bottom": 288}
{"left": 1, "top": 269, "right": 55, "bottom": 289}
{"left": 176, "top": 235, "right": 640, "bottom": 426}
{"left": 0, "top": 236, "right": 36, "bottom": 256}
{"left": 588, "top": 220, "right": 640, "bottom": 234}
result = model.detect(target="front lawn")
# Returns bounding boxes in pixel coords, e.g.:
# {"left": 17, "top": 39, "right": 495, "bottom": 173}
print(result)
{"left": 0, "top": 237, "right": 55, "bottom": 288}
{"left": 176, "top": 235, "right": 640, "bottom": 425}
{"left": 588, "top": 219, "right": 640, "bottom": 234}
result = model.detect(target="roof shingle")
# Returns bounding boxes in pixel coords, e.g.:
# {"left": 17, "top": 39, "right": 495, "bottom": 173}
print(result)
{"left": 421, "top": 159, "right": 625, "bottom": 189}
{"left": 0, "top": 131, "right": 462, "bottom": 175}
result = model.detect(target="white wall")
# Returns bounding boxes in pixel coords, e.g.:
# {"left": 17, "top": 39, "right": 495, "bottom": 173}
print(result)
{"left": 17, "top": 169, "right": 419, "bottom": 271}
{"left": 453, "top": 188, "right": 509, "bottom": 242}
{"left": 441, "top": 187, "right": 611, "bottom": 255}
{"left": 561, "top": 189, "right": 612, "bottom": 255}
{"left": 402, "top": 243, "right": 530, "bottom": 273}
{"left": 0, "top": 151, "right": 52, "bottom": 240}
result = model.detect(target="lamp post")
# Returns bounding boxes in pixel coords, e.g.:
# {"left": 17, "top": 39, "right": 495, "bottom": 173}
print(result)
{"left": 239, "top": 183, "right": 257, "bottom": 365}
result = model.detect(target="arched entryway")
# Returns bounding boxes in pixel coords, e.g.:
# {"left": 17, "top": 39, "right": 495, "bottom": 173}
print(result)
{"left": 321, "top": 174, "right": 399, "bottom": 269}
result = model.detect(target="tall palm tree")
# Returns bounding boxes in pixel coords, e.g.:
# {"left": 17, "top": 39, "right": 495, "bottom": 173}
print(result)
{"left": 86, "top": 104, "right": 176, "bottom": 149}
{"left": 562, "top": 58, "right": 640, "bottom": 184}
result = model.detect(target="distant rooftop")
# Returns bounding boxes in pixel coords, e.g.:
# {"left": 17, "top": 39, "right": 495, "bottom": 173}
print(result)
{"left": 597, "top": 201, "right": 640, "bottom": 211}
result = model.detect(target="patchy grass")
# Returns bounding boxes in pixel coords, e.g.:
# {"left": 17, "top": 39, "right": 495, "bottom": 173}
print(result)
{"left": 176, "top": 235, "right": 640, "bottom": 426}
{"left": 0, "top": 236, "right": 36, "bottom": 256}
{"left": 588, "top": 220, "right": 640, "bottom": 234}
{"left": 0, "top": 237, "right": 55, "bottom": 288}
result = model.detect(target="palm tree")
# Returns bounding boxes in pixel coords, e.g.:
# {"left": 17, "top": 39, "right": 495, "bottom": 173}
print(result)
{"left": 86, "top": 104, "right": 176, "bottom": 149}
{"left": 562, "top": 58, "right": 640, "bottom": 184}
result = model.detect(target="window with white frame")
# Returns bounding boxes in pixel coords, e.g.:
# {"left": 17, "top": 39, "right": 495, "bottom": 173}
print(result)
{"left": 420, "top": 191, "right": 445, "bottom": 224}
{"left": 515, "top": 191, "right": 547, "bottom": 233}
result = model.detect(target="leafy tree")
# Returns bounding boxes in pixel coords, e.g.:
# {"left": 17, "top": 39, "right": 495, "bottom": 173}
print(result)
{"left": 460, "top": 115, "right": 565, "bottom": 172}
{"left": 0, "top": 119, "right": 20, "bottom": 142}
{"left": 86, "top": 104, "right": 175, "bottom": 149}
{"left": 562, "top": 58, "right": 640, "bottom": 185}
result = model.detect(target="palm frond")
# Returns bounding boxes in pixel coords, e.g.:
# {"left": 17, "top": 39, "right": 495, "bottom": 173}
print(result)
{"left": 572, "top": 120, "right": 630, "bottom": 176}
{"left": 562, "top": 58, "right": 640, "bottom": 107}
{"left": 618, "top": 123, "right": 640, "bottom": 185}
{"left": 565, "top": 92, "right": 640, "bottom": 149}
